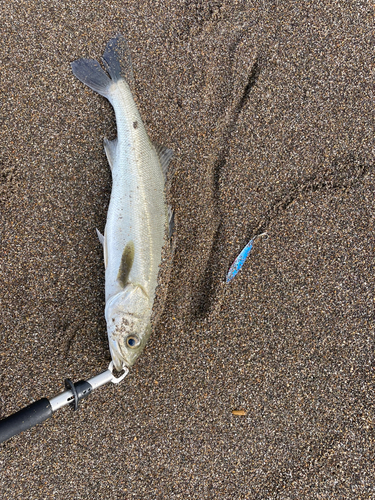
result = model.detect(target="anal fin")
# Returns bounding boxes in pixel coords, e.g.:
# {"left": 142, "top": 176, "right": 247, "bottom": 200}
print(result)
{"left": 104, "top": 137, "right": 118, "bottom": 171}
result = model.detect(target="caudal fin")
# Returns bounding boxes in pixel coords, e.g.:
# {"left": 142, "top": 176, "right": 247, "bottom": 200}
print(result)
{"left": 71, "top": 34, "right": 134, "bottom": 98}
{"left": 102, "top": 35, "right": 134, "bottom": 90}
{"left": 71, "top": 58, "right": 112, "bottom": 97}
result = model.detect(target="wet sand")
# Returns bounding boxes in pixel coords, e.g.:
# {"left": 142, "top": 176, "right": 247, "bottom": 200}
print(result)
{"left": 1, "top": 1, "right": 374, "bottom": 498}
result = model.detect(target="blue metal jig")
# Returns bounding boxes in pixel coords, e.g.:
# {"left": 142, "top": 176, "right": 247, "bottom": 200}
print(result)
{"left": 226, "top": 233, "right": 267, "bottom": 283}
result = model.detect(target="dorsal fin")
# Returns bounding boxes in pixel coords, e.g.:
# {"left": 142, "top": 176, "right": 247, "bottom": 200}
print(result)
{"left": 168, "top": 206, "right": 175, "bottom": 240}
{"left": 117, "top": 241, "right": 135, "bottom": 288}
{"left": 153, "top": 143, "right": 175, "bottom": 244}
{"left": 153, "top": 143, "right": 174, "bottom": 182}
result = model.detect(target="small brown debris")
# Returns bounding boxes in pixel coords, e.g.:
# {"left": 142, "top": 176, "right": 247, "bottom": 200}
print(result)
{"left": 232, "top": 410, "right": 246, "bottom": 416}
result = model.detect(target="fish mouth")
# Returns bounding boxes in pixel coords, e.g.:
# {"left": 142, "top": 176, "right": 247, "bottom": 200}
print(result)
{"left": 109, "top": 336, "right": 141, "bottom": 370}
{"left": 109, "top": 339, "right": 128, "bottom": 371}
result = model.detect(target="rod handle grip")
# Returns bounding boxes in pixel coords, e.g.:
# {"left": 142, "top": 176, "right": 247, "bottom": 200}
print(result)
{"left": 0, "top": 398, "right": 53, "bottom": 444}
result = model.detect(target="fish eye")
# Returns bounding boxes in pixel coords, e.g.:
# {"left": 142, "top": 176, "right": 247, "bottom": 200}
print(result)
{"left": 126, "top": 335, "right": 140, "bottom": 348}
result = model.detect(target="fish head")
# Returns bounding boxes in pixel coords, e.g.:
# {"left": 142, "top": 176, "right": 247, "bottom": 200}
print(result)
{"left": 105, "top": 284, "right": 152, "bottom": 370}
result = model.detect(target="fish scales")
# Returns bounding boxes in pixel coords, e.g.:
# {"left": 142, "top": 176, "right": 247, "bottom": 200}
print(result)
{"left": 72, "top": 35, "right": 172, "bottom": 370}
{"left": 106, "top": 82, "right": 165, "bottom": 300}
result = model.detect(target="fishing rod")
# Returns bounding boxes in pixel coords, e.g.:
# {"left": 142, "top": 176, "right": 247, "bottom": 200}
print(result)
{"left": 0, "top": 362, "right": 128, "bottom": 444}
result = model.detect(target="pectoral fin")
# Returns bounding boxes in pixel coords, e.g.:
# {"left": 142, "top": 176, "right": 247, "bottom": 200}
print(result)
{"left": 117, "top": 241, "right": 135, "bottom": 288}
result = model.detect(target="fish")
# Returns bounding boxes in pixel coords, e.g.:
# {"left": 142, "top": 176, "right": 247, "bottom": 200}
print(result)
{"left": 71, "top": 35, "right": 173, "bottom": 370}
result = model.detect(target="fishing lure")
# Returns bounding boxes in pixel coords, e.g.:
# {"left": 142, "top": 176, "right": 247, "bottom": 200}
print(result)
{"left": 226, "top": 233, "right": 267, "bottom": 283}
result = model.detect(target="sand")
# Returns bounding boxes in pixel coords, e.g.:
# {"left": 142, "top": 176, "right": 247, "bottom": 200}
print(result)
{"left": 0, "top": 1, "right": 374, "bottom": 498}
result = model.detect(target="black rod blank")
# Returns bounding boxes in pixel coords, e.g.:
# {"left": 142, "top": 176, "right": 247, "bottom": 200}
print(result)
{"left": 0, "top": 398, "right": 53, "bottom": 443}
{"left": 0, "top": 363, "right": 128, "bottom": 444}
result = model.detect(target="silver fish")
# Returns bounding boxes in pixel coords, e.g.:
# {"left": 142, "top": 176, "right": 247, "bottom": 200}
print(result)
{"left": 72, "top": 35, "right": 173, "bottom": 370}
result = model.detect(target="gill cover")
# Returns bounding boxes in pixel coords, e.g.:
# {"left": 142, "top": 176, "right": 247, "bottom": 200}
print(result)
{"left": 105, "top": 284, "right": 151, "bottom": 370}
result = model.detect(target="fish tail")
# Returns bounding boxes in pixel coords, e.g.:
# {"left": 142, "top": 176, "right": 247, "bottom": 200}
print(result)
{"left": 102, "top": 34, "right": 135, "bottom": 90}
{"left": 71, "top": 58, "right": 112, "bottom": 98}
{"left": 71, "top": 34, "right": 134, "bottom": 98}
